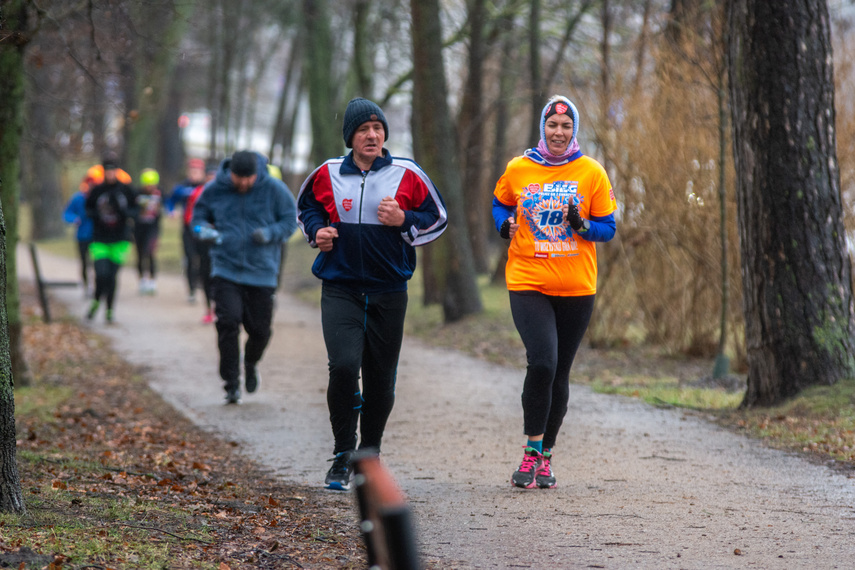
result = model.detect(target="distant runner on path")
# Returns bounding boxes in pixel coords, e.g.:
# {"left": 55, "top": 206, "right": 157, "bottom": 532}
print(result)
{"left": 85, "top": 152, "right": 138, "bottom": 324}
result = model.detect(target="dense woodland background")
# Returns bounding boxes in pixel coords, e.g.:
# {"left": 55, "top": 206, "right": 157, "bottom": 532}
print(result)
{"left": 5, "top": 0, "right": 855, "bottom": 372}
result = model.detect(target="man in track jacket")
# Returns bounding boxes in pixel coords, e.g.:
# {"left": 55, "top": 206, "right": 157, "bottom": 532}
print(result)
{"left": 297, "top": 97, "right": 447, "bottom": 491}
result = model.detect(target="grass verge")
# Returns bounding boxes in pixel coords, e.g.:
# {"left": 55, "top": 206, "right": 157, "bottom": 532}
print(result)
{"left": 6, "top": 291, "right": 363, "bottom": 569}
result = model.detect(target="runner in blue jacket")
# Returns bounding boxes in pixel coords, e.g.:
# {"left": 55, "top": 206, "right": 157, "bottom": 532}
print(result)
{"left": 63, "top": 179, "right": 95, "bottom": 295}
{"left": 191, "top": 150, "right": 297, "bottom": 404}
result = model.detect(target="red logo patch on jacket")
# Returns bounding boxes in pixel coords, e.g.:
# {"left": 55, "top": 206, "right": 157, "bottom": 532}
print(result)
{"left": 342, "top": 198, "right": 353, "bottom": 212}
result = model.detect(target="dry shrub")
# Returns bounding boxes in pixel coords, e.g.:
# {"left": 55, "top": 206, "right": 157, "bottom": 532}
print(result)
{"left": 590, "top": 9, "right": 744, "bottom": 362}
{"left": 833, "top": 18, "right": 855, "bottom": 296}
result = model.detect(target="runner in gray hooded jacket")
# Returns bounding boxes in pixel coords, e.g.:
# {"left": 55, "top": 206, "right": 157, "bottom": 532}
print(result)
{"left": 191, "top": 150, "right": 297, "bottom": 404}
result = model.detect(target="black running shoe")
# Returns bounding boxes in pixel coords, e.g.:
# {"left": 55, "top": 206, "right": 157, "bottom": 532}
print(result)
{"left": 225, "top": 388, "right": 242, "bottom": 405}
{"left": 325, "top": 451, "right": 353, "bottom": 491}
{"left": 511, "top": 446, "right": 541, "bottom": 489}
{"left": 245, "top": 364, "right": 261, "bottom": 394}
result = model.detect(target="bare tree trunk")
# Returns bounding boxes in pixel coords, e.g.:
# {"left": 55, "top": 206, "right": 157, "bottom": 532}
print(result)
{"left": 125, "top": 0, "right": 193, "bottom": 177}
{"left": 489, "top": 13, "right": 516, "bottom": 286}
{"left": 458, "top": 0, "right": 489, "bottom": 274}
{"left": 269, "top": 37, "right": 302, "bottom": 166}
{"left": 714, "top": 18, "right": 731, "bottom": 378}
{"left": 542, "top": 0, "right": 596, "bottom": 95}
{"left": 0, "top": 0, "right": 29, "bottom": 513}
{"left": 411, "top": 0, "right": 482, "bottom": 322}
{"left": 23, "top": 73, "right": 64, "bottom": 240}
{"left": 527, "top": 0, "right": 542, "bottom": 146}
{"left": 302, "top": 0, "right": 342, "bottom": 166}
{"left": 244, "top": 32, "right": 282, "bottom": 148}
{"left": 206, "top": 3, "right": 223, "bottom": 160}
{"left": 159, "top": 63, "right": 186, "bottom": 187}
{"left": 599, "top": 0, "right": 613, "bottom": 168}
{"left": 0, "top": 201, "right": 25, "bottom": 514}
{"left": 0, "top": 0, "right": 32, "bottom": 390}
{"left": 352, "top": 0, "right": 373, "bottom": 96}
{"left": 727, "top": 0, "right": 855, "bottom": 406}
{"left": 632, "top": 0, "right": 653, "bottom": 95}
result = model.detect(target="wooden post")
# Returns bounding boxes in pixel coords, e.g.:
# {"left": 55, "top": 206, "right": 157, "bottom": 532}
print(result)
{"left": 28, "top": 243, "right": 79, "bottom": 323}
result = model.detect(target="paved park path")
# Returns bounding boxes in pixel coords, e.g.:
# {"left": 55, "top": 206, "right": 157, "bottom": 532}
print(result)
{"left": 21, "top": 248, "right": 855, "bottom": 569}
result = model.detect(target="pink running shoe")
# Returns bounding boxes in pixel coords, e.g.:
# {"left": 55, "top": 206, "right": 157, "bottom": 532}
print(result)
{"left": 511, "top": 446, "right": 542, "bottom": 489}
{"left": 536, "top": 450, "right": 557, "bottom": 489}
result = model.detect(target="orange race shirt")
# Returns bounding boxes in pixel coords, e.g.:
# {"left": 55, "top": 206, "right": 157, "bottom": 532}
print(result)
{"left": 493, "top": 154, "right": 616, "bottom": 296}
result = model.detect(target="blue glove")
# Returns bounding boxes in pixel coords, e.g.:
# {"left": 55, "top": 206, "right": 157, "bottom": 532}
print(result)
{"left": 251, "top": 227, "right": 271, "bottom": 244}
{"left": 194, "top": 225, "right": 223, "bottom": 245}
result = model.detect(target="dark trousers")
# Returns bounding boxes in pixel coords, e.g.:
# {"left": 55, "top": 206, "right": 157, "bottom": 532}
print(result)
{"left": 134, "top": 223, "right": 159, "bottom": 278}
{"left": 213, "top": 277, "right": 275, "bottom": 391}
{"left": 93, "top": 258, "right": 120, "bottom": 310}
{"left": 321, "top": 284, "right": 408, "bottom": 455}
{"left": 77, "top": 239, "right": 92, "bottom": 289}
{"left": 182, "top": 224, "right": 199, "bottom": 294}
{"left": 198, "top": 242, "right": 213, "bottom": 309}
{"left": 509, "top": 291, "right": 595, "bottom": 449}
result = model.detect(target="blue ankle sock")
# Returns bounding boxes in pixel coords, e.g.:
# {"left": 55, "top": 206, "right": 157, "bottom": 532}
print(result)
{"left": 527, "top": 440, "right": 543, "bottom": 453}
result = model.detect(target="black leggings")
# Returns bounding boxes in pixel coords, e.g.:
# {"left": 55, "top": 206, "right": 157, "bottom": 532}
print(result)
{"left": 77, "top": 240, "right": 92, "bottom": 288}
{"left": 182, "top": 224, "right": 199, "bottom": 294}
{"left": 197, "top": 243, "right": 213, "bottom": 309}
{"left": 321, "top": 284, "right": 407, "bottom": 455}
{"left": 134, "top": 224, "right": 159, "bottom": 278}
{"left": 93, "top": 258, "right": 121, "bottom": 310}
{"left": 509, "top": 291, "right": 595, "bottom": 449}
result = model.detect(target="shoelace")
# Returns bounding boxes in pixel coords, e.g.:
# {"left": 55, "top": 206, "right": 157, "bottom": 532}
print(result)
{"left": 519, "top": 451, "right": 540, "bottom": 473}
{"left": 537, "top": 456, "right": 552, "bottom": 476}
{"left": 328, "top": 454, "right": 350, "bottom": 474}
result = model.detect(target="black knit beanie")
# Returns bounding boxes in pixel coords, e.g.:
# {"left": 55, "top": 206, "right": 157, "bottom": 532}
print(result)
{"left": 342, "top": 98, "right": 389, "bottom": 148}
{"left": 101, "top": 151, "right": 119, "bottom": 171}
{"left": 230, "top": 150, "right": 257, "bottom": 177}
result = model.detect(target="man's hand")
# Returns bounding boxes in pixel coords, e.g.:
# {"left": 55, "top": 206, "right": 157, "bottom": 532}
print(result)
{"left": 251, "top": 227, "right": 271, "bottom": 244}
{"left": 315, "top": 226, "right": 339, "bottom": 252}
{"left": 377, "top": 196, "right": 406, "bottom": 227}
{"left": 194, "top": 224, "right": 223, "bottom": 245}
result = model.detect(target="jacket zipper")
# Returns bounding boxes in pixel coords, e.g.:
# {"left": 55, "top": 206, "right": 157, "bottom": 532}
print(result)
{"left": 358, "top": 170, "right": 368, "bottom": 287}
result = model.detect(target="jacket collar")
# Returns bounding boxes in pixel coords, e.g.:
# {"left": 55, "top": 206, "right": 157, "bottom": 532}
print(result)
{"left": 340, "top": 148, "right": 392, "bottom": 175}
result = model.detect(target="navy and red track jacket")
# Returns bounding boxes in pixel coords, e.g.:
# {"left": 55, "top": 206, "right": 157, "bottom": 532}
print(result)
{"left": 297, "top": 149, "right": 447, "bottom": 294}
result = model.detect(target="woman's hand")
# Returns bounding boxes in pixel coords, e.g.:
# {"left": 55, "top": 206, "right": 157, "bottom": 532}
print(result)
{"left": 500, "top": 217, "right": 519, "bottom": 240}
{"left": 563, "top": 202, "right": 583, "bottom": 231}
